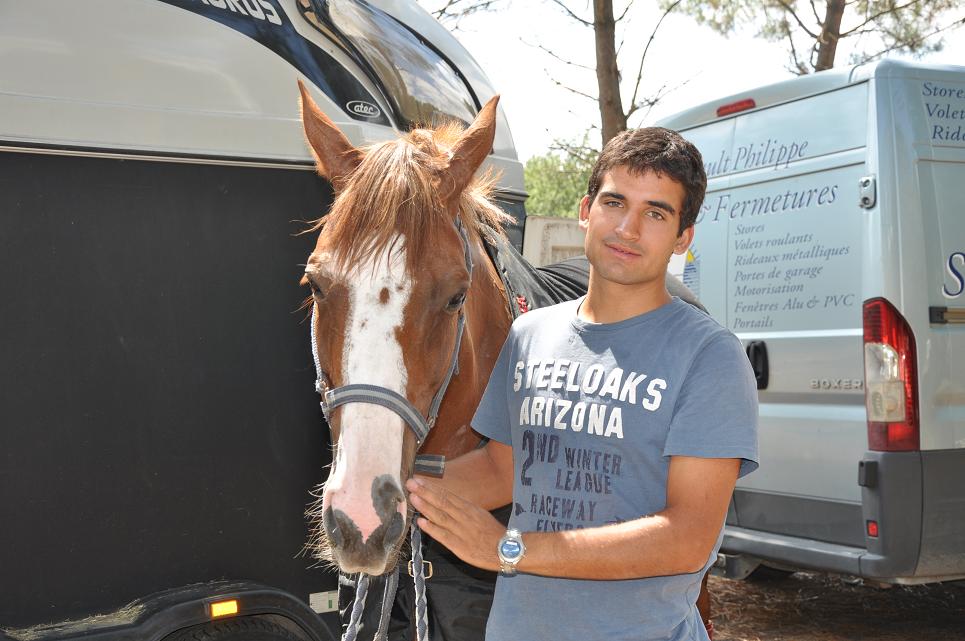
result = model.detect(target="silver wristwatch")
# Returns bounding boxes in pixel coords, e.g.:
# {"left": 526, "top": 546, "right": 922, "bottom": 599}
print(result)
{"left": 497, "top": 528, "right": 526, "bottom": 576}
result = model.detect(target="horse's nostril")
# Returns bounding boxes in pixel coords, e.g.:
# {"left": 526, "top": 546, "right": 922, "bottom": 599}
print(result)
{"left": 372, "top": 474, "right": 405, "bottom": 517}
{"left": 323, "top": 506, "right": 344, "bottom": 549}
{"left": 382, "top": 512, "right": 404, "bottom": 552}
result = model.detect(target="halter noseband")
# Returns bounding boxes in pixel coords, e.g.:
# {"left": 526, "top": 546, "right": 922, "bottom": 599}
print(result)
{"left": 309, "top": 218, "right": 474, "bottom": 476}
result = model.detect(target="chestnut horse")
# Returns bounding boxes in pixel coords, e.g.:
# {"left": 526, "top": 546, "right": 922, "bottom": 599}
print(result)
{"left": 296, "top": 82, "right": 713, "bottom": 638}
{"left": 298, "top": 81, "right": 512, "bottom": 579}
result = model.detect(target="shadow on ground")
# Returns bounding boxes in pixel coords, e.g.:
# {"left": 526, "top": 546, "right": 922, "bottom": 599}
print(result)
{"left": 709, "top": 572, "right": 965, "bottom": 641}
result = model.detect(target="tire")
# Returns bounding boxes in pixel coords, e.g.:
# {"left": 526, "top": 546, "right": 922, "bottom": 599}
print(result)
{"left": 168, "top": 616, "right": 305, "bottom": 641}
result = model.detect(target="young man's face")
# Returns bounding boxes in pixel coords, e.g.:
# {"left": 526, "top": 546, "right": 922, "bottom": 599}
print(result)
{"left": 579, "top": 166, "right": 694, "bottom": 289}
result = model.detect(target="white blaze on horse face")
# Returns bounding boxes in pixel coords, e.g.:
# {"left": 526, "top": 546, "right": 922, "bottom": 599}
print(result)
{"left": 322, "top": 241, "right": 410, "bottom": 543}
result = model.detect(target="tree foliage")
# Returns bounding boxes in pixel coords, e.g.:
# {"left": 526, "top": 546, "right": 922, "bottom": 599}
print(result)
{"left": 523, "top": 138, "right": 598, "bottom": 218}
{"left": 667, "top": 0, "right": 965, "bottom": 75}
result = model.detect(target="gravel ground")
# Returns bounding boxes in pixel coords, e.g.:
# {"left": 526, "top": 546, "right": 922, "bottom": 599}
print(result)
{"left": 709, "top": 572, "right": 965, "bottom": 641}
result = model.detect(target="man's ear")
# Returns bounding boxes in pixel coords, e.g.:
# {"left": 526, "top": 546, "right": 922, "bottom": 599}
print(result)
{"left": 578, "top": 195, "right": 591, "bottom": 231}
{"left": 673, "top": 225, "right": 695, "bottom": 254}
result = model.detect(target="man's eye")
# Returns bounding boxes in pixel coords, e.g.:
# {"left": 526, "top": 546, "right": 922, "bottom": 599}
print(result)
{"left": 647, "top": 210, "right": 665, "bottom": 220}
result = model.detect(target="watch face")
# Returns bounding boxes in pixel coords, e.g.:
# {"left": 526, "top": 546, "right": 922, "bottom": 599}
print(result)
{"left": 500, "top": 538, "right": 522, "bottom": 560}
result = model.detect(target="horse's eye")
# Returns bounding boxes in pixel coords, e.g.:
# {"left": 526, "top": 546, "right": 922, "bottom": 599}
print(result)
{"left": 445, "top": 291, "right": 467, "bottom": 312}
{"left": 305, "top": 273, "right": 331, "bottom": 301}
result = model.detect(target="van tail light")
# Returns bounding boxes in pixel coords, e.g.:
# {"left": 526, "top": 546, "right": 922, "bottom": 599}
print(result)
{"left": 863, "top": 298, "right": 919, "bottom": 451}
{"left": 716, "top": 98, "right": 756, "bottom": 117}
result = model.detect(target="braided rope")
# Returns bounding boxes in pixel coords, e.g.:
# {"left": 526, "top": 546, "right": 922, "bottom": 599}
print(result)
{"left": 410, "top": 520, "right": 431, "bottom": 641}
{"left": 374, "top": 568, "right": 399, "bottom": 641}
{"left": 341, "top": 574, "right": 370, "bottom": 641}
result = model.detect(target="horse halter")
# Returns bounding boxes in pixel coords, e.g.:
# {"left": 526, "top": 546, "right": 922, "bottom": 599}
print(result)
{"left": 309, "top": 217, "right": 474, "bottom": 477}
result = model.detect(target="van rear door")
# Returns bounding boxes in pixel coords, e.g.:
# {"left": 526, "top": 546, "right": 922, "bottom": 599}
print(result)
{"left": 865, "top": 62, "right": 965, "bottom": 580}
{"left": 914, "top": 72, "right": 965, "bottom": 452}
{"left": 679, "top": 82, "right": 872, "bottom": 551}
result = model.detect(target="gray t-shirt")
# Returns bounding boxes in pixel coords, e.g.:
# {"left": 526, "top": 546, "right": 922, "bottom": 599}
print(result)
{"left": 472, "top": 297, "right": 759, "bottom": 641}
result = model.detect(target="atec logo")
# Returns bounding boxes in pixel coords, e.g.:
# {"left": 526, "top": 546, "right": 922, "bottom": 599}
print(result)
{"left": 347, "top": 101, "right": 381, "bottom": 118}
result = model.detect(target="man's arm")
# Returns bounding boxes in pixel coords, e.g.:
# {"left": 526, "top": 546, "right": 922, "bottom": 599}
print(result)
{"left": 421, "top": 439, "right": 514, "bottom": 511}
{"left": 407, "top": 455, "right": 739, "bottom": 579}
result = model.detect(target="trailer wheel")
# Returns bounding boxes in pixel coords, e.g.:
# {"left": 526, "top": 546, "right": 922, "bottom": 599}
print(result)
{"left": 169, "top": 616, "right": 305, "bottom": 641}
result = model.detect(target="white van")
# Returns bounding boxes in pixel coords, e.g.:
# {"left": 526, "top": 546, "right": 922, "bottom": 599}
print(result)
{"left": 659, "top": 60, "right": 965, "bottom": 584}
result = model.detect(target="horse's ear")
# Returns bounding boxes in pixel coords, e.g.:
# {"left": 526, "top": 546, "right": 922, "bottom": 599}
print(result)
{"left": 440, "top": 95, "right": 499, "bottom": 207}
{"left": 298, "top": 79, "right": 363, "bottom": 190}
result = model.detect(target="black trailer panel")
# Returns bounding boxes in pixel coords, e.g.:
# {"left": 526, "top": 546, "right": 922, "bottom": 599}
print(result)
{"left": 0, "top": 149, "right": 337, "bottom": 633}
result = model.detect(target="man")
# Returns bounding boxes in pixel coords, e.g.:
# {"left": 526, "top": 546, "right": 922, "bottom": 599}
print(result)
{"left": 407, "top": 127, "right": 758, "bottom": 641}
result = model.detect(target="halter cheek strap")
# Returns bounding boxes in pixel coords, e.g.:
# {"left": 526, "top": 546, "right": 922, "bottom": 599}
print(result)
{"left": 309, "top": 217, "right": 473, "bottom": 476}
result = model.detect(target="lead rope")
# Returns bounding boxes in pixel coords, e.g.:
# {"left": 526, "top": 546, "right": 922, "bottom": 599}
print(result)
{"left": 341, "top": 574, "right": 371, "bottom": 641}
{"left": 410, "top": 520, "right": 430, "bottom": 641}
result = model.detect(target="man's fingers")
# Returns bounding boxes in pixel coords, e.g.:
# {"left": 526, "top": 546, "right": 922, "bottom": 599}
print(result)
{"left": 408, "top": 478, "right": 471, "bottom": 515}
{"left": 407, "top": 477, "right": 449, "bottom": 504}
{"left": 409, "top": 488, "right": 458, "bottom": 530}
{"left": 415, "top": 514, "right": 463, "bottom": 555}
{"left": 415, "top": 515, "right": 442, "bottom": 539}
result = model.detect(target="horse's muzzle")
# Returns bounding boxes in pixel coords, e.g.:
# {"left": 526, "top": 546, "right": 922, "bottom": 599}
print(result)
{"left": 321, "top": 474, "right": 407, "bottom": 574}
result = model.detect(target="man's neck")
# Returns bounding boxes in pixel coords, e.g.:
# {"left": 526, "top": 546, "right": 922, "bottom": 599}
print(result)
{"left": 579, "top": 271, "right": 672, "bottom": 324}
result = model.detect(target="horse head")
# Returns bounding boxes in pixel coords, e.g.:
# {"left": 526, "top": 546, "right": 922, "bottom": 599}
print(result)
{"left": 298, "top": 81, "right": 506, "bottom": 575}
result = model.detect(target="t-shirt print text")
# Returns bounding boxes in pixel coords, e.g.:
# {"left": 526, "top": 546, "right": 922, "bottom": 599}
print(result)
{"left": 514, "top": 358, "right": 667, "bottom": 440}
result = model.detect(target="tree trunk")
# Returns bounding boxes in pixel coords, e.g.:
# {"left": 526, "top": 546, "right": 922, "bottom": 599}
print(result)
{"left": 593, "top": 0, "right": 626, "bottom": 146}
{"left": 814, "top": 0, "right": 846, "bottom": 72}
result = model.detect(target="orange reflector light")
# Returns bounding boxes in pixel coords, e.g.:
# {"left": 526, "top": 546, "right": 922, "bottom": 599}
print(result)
{"left": 211, "top": 599, "right": 239, "bottom": 618}
{"left": 716, "top": 98, "right": 756, "bottom": 117}
{"left": 867, "top": 520, "right": 879, "bottom": 538}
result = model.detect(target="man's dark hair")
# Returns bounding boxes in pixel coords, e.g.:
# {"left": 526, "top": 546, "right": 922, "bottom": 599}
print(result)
{"left": 587, "top": 127, "right": 706, "bottom": 234}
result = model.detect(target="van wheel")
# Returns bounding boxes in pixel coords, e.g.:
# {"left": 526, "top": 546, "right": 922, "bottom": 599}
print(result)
{"left": 168, "top": 617, "right": 304, "bottom": 641}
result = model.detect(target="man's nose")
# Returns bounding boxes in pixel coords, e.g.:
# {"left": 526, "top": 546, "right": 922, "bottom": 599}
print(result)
{"left": 614, "top": 213, "right": 640, "bottom": 239}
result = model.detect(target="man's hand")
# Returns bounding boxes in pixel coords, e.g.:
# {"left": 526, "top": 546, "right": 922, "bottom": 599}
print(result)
{"left": 405, "top": 477, "right": 504, "bottom": 572}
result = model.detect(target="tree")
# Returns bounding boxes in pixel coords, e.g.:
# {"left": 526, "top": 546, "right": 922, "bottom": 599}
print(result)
{"left": 422, "top": 0, "right": 682, "bottom": 148}
{"left": 667, "top": 0, "right": 965, "bottom": 75}
{"left": 544, "top": 0, "right": 683, "bottom": 146}
{"left": 523, "top": 137, "right": 598, "bottom": 218}
{"left": 428, "top": 0, "right": 507, "bottom": 25}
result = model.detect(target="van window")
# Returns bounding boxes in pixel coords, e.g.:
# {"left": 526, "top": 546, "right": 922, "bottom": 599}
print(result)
{"left": 300, "top": 0, "right": 478, "bottom": 129}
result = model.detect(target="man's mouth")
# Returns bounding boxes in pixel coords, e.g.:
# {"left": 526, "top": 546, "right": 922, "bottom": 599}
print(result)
{"left": 605, "top": 242, "right": 640, "bottom": 258}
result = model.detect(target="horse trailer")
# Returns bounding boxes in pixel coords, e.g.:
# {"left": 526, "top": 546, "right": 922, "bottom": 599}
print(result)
{"left": 659, "top": 60, "right": 965, "bottom": 584}
{"left": 0, "top": 2, "right": 526, "bottom": 639}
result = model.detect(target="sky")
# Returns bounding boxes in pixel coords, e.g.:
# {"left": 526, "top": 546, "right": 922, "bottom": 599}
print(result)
{"left": 421, "top": 1, "right": 965, "bottom": 161}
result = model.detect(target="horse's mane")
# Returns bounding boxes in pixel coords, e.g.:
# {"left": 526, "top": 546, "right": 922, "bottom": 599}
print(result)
{"left": 310, "top": 122, "right": 513, "bottom": 271}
